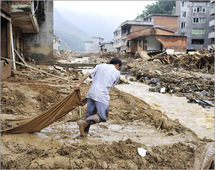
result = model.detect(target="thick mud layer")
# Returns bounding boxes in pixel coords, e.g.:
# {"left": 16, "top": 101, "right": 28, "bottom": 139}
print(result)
{"left": 1, "top": 66, "right": 214, "bottom": 169}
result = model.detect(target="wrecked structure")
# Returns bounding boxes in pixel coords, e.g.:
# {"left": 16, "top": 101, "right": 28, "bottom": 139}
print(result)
{"left": 127, "top": 27, "right": 187, "bottom": 54}
{"left": 113, "top": 14, "right": 185, "bottom": 54}
{"left": 1, "top": 0, "right": 53, "bottom": 80}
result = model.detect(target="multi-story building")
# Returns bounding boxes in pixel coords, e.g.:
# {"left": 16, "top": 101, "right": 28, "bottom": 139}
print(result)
{"left": 84, "top": 41, "right": 94, "bottom": 53}
{"left": 209, "top": 0, "right": 215, "bottom": 49}
{"left": 84, "top": 36, "right": 104, "bottom": 53}
{"left": 53, "top": 35, "right": 60, "bottom": 50}
{"left": 175, "top": 0, "right": 211, "bottom": 51}
{"left": 113, "top": 14, "right": 179, "bottom": 53}
{"left": 100, "top": 41, "right": 115, "bottom": 53}
{"left": 113, "top": 27, "right": 121, "bottom": 52}
{"left": 1, "top": 0, "right": 53, "bottom": 79}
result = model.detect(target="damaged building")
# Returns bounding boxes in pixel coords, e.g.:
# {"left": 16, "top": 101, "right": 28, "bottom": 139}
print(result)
{"left": 113, "top": 14, "right": 186, "bottom": 54}
{"left": 126, "top": 27, "right": 187, "bottom": 54}
{"left": 1, "top": 0, "right": 53, "bottom": 80}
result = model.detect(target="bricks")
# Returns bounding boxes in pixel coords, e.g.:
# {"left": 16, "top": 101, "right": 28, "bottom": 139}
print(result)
{"left": 1, "top": 1, "right": 11, "bottom": 14}
{"left": 11, "top": 0, "right": 31, "bottom": 5}
{"left": 155, "top": 36, "right": 187, "bottom": 52}
{"left": 153, "top": 16, "right": 178, "bottom": 33}
{"left": 131, "top": 25, "right": 151, "bottom": 32}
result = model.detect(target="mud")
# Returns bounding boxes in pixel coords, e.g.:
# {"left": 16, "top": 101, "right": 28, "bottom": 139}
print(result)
{"left": 1, "top": 55, "right": 214, "bottom": 169}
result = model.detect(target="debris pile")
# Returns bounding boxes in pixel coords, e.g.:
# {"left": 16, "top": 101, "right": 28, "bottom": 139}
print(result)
{"left": 149, "top": 50, "right": 214, "bottom": 74}
{"left": 120, "top": 49, "right": 215, "bottom": 107}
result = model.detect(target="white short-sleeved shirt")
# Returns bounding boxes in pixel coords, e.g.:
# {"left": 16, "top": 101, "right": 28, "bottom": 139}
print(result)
{"left": 86, "top": 64, "right": 120, "bottom": 105}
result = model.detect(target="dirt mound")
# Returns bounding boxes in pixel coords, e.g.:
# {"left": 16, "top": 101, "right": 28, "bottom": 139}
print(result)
{"left": 1, "top": 138, "right": 196, "bottom": 169}
{"left": 1, "top": 62, "right": 214, "bottom": 169}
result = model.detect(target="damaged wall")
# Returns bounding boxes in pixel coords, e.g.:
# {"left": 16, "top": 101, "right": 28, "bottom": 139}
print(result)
{"left": 1, "top": 2, "right": 12, "bottom": 80}
{"left": 23, "top": 1, "right": 53, "bottom": 65}
{"left": 127, "top": 27, "right": 175, "bottom": 40}
{"left": 155, "top": 36, "right": 187, "bottom": 53}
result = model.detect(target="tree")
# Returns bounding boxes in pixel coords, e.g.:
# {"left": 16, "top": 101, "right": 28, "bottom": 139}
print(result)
{"left": 136, "top": 1, "right": 176, "bottom": 18}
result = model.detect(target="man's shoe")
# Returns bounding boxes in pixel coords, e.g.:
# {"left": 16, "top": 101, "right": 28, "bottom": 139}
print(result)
{"left": 77, "top": 120, "right": 89, "bottom": 137}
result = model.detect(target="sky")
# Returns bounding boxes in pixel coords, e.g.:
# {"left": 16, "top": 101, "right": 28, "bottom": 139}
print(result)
{"left": 54, "top": 1, "right": 156, "bottom": 21}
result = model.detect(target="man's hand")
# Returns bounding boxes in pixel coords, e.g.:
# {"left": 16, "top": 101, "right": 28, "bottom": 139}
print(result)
{"left": 73, "top": 72, "right": 91, "bottom": 91}
{"left": 74, "top": 83, "right": 81, "bottom": 91}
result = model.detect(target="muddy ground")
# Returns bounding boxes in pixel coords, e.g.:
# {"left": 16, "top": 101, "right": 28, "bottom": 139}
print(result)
{"left": 1, "top": 54, "right": 215, "bottom": 169}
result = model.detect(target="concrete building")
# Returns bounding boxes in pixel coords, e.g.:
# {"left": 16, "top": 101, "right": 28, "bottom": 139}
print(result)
{"left": 209, "top": 0, "right": 215, "bottom": 49}
{"left": 175, "top": 0, "right": 211, "bottom": 51}
{"left": 1, "top": 0, "right": 53, "bottom": 80}
{"left": 84, "top": 36, "right": 104, "bottom": 53}
{"left": 84, "top": 41, "right": 93, "bottom": 53}
{"left": 113, "top": 14, "right": 179, "bottom": 53}
{"left": 100, "top": 41, "right": 115, "bottom": 53}
{"left": 113, "top": 27, "right": 121, "bottom": 52}
{"left": 53, "top": 35, "right": 60, "bottom": 50}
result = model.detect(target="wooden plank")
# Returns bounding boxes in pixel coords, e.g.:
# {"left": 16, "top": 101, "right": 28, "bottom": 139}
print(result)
{"left": 56, "top": 63, "right": 97, "bottom": 68}
{"left": 14, "top": 49, "right": 27, "bottom": 65}
{"left": 0, "top": 56, "right": 69, "bottom": 82}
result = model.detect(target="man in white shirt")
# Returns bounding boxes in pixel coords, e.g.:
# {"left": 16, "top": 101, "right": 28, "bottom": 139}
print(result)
{"left": 74, "top": 58, "right": 122, "bottom": 137}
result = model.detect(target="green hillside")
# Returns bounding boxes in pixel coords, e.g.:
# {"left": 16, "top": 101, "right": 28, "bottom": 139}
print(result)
{"left": 54, "top": 9, "right": 90, "bottom": 52}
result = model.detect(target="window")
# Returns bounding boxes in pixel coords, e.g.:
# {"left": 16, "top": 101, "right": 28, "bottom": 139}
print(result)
{"left": 181, "top": 22, "right": 186, "bottom": 28}
{"left": 193, "top": 18, "right": 198, "bottom": 23}
{"left": 127, "top": 40, "right": 131, "bottom": 47}
{"left": 181, "top": 33, "right": 185, "bottom": 36}
{"left": 182, "top": 2, "right": 187, "bottom": 7}
{"left": 193, "top": 7, "right": 206, "bottom": 13}
{"left": 192, "top": 28, "right": 205, "bottom": 34}
{"left": 182, "top": 12, "right": 186, "bottom": 17}
{"left": 193, "top": 18, "right": 205, "bottom": 23}
{"left": 192, "top": 39, "right": 204, "bottom": 44}
{"left": 199, "top": 18, "right": 205, "bottom": 23}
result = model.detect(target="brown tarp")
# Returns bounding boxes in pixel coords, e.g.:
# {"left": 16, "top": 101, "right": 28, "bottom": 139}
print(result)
{"left": 2, "top": 90, "right": 86, "bottom": 134}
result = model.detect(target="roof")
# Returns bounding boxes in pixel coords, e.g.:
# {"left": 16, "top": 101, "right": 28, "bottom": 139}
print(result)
{"left": 143, "top": 14, "right": 179, "bottom": 18}
{"left": 129, "top": 26, "right": 175, "bottom": 35}
{"left": 130, "top": 34, "right": 186, "bottom": 41}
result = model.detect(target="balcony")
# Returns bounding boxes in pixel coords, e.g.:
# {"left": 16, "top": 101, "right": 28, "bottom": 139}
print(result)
{"left": 11, "top": 1, "right": 39, "bottom": 33}
{"left": 120, "top": 20, "right": 153, "bottom": 27}
{"left": 209, "top": 19, "right": 215, "bottom": 27}
{"left": 208, "top": 31, "right": 215, "bottom": 39}
{"left": 210, "top": 7, "right": 215, "bottom": 15}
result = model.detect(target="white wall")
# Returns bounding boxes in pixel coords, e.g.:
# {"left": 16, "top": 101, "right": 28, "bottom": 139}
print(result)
{"left": 146, "top": 37, "right": 162, "bottom": 51}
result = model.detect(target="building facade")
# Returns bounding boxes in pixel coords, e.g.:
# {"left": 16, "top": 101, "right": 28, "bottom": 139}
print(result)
{"left": 1, "top": 0, "right": 54, "bottom": 79}
{"left": 84, "top": 36, "right": 104, "bottom": 53}
{"left": 113, "top": 14, "right": 180, "bottom": 54}
{"left": 175, "top": 0, "right": 211, "bottom": 51}
{"left": 100, "top": 41, "right": 115, "bottom": 53}
{"left": 84, "top": 41, "right": 93, "bottom": 53}
{"left": 53, "top": 35, "right": 60, "bottom": 50}
{"left": 208, "top": 0, "right": 215, "bottom": 49}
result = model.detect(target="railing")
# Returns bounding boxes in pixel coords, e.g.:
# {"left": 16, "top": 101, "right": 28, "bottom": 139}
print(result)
{"left": 209, "top": 19, "right": 215, "bottom": 27}
{"left": 210, "top": 7, "right": 215, "bottom": 15}
{"left": 208, "top": 32, "right": 215, "bottom": 39}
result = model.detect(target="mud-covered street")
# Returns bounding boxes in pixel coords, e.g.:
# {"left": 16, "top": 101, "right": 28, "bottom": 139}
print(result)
{"left": 1, "top": 50, "right": 214, "bottom": 169}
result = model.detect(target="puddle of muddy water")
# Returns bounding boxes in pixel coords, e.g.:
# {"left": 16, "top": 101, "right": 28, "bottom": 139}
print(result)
{"left": 116, "top": 82, "right": 214, "bottom": 140}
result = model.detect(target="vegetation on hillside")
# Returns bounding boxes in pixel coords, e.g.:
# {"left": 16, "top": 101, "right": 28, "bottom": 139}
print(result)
{"left": 137, "top": 1, "right": 176, "bottom": 18}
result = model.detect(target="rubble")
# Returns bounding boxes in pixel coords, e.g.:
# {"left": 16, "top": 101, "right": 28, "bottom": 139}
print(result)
{"left": 1, "top": 49, "right": 214, "bottom": 169}
{"left": 120, "top": 49, "right": 215, "bottom": 107}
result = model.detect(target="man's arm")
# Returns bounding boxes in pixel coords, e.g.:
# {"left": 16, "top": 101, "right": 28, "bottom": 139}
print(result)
{"left": 74, "top": 72, "right": 91, "bottom": 90}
